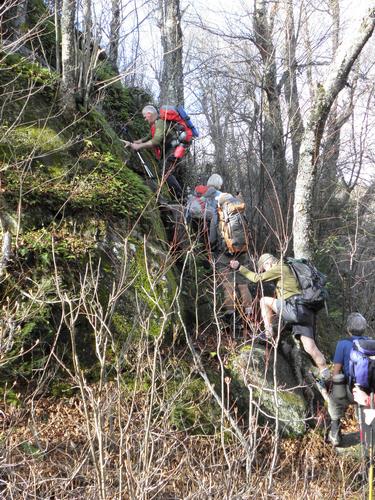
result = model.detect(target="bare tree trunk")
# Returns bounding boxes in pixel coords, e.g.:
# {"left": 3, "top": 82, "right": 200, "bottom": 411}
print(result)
{"left": 14, "top": 0, "right": 28, "bottom": 37}
{"left": 158, "top": 0, "right": 184, "bottom": 105}
{"left": 81, "top": 0, "right": 92, "bottom": 110}
{"left": 293, "top": 6, "right": 375, "bottom": 259}
{"left": 109, "top": 0, "right": 120, "bottom": 72}
{"left": 54, "top": 0, "right": 61, "bottom": 73}
{"left": 253, "top": 1, "right": 288, "bottom": 215}
{"left": 61, "top": 0, "right": 77, "bottom": 112}
{"left": 283, "top": 0, "right": 304, "bottom": 173}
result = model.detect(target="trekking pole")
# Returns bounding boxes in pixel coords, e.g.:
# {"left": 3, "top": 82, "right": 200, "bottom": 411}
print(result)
{"left": 370, "top": 391, "right": 374, "bottom": 500}
{"left": 356, "top": 391, "right": 367, "bottom": 497}
{"left": 119, "top": 127, "right": 155, "bottom": 179}
{"left": 233, "top": 270, "right": 236, "bottom": 339}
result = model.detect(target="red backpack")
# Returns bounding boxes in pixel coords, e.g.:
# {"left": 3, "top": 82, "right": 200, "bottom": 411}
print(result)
{"left": 158, "top": 105, "right": 199, "bottom": 158}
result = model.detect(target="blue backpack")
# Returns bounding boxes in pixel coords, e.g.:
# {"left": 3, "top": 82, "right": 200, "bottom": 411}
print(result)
{"left": 349, "top": 338, "right": 375, "bottom": 391}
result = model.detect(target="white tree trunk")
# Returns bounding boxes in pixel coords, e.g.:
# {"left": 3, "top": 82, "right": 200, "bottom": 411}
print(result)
{"left": 61, "top": 0, "right": 77, "bottom": 111}
{"left": 109, "top": 0, "right": 120, "bottom": 72}
{"left": 81, "top": 0, "right": 92, "bottom": 110}
{"left": 158, "top": 0, "right": 184, "bottom": 105}
{"left": 293, "top": 5, "right": 375, "bottom": 259}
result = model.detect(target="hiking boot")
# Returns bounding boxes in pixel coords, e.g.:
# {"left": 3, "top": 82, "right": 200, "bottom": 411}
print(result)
{"left": 320, "top": 367, "right": 331, "bottom": 381}
{"left": 328, "top": 420, "right": 342, "bottom": 447}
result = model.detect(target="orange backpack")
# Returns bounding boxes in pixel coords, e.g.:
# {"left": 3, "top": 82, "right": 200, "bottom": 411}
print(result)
{"left": 217, "top": 193, "right": 250, "bottom": 254}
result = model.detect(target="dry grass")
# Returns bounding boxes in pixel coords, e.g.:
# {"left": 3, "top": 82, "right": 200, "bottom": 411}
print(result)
{"left": 0, "top": 390, "right": 365, "bottom": 500}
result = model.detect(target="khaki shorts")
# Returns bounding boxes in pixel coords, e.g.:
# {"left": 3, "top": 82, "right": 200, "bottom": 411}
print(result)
{"left": 275, "top": 297, "right": 316, "bottom": 339}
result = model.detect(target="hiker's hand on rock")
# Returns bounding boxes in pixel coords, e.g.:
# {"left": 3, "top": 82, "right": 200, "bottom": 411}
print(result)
{"left": 122, "top": 140, "right": 131, "bottom": 148}
{"left": 230, "top": 260, "right": 240, "bottom": 270}
{"left": 353, "top": 386, "right": 370, "bottom": 406}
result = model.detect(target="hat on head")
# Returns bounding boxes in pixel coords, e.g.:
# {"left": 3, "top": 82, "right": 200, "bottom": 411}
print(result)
{"left": 207, "top": 174, "right": 223, "bottom": 190}
{"left": 257, "top": 253, "right": 274, "bottom": 272}
{"left": 347, "top": 312, "right": 367, "bottom": 334}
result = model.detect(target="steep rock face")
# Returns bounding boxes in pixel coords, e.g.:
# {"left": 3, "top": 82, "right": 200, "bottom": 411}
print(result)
{"left": 230, "top": 343, "right": 308, "bottom": 436}
{"left": 0, "top": 53, "right": 178, "bottom": 387}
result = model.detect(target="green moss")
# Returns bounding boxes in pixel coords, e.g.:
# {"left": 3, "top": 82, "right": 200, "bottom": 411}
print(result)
{"left": 166, "top": 368, "right": 220, "bottom": 434}
{"left": 0, "top": 53, "right": 58, "bottom": 87}
{"left": 94, "top": 61, "right": 151, "bottom": 137}
{"left": 111, "top": 312, "right": 133, "bottom": 342}
{"left": 20, "top": 441, "right": 43, "bottom": 459}
{"left": 50, "top": 381, "right": 75, "bottom": 398}
{"left": 0, "top": 385, "right": 20, "bottom": 406}
{"left": 0, "top": 124, "right": 65, "bottom": 161}
{"left": 128, "top": 246, "right": 177, "bottom": 339}
{"left": 120, "top": 371, "right": 152, "bottom": 393}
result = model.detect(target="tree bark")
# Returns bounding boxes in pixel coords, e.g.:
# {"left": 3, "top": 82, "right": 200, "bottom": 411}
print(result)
{"left": 283, "top": 0, "right": 304, "bottom": 173}
{"left": 253, "top": 1, "right": 288, "bottom": 216}
{"left": 61, "top": 0, "right": 77, "bottom": 112}
{"left": 109, "top": 0, "right": 121, "bottom": 72}
{"left": 293, "top": 6, "right": 375, "bottom": 259}
{"left": 158, "top": 0, "right": 184, "bottom": 105}
{"left": 54, "top": 0, "right": 61, "bottom": 74}
{"left": 81, "top": 0, "right": 92, "bottom": 110}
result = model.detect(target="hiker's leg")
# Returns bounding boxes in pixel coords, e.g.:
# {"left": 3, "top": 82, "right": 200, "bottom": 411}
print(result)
{"left": 299, "top": 336, "right": 327, "bottom": 371}
{"left": 259, "top": 296, "right": 277, "bottom": 334}
{"left": 214, "top": 254, "right": 234, "bottom": 314}
{"left": 166, "top": 174, "right": 182, "bottom": 199}
{"left": 293, "top": 307, "right": 328, "bottom": 372}
{"left": 238, "top": 284, "right": 252, "bottom": 313}
{"left": 236, "top": 253, "right": 253, "bottom": 315}
{"left": 327, "top": 388, "right": 353, "bottom": 445}
{"left": 222, "top": 279, "right": 235, "bottom": 312}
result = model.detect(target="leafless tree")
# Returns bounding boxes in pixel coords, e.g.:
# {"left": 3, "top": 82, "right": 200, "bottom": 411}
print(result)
{"left": 293, "top": 5, "right": 375, "bottom": 259}
{"left": 158, "top": 0, "right": 184, "bottom": 105}
{"left": 61, "top": 0, "right": 77, "bottom": 111}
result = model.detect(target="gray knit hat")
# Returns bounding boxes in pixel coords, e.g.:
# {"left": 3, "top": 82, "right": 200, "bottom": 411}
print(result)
{"left": 207, "top": 174, "right": 223, "bottom": 190}
{"left": 347, "top": 312, "right": 367, "bottom": 334}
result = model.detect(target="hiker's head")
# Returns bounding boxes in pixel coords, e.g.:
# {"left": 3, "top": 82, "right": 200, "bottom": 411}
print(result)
{"left": 142, "top": 105, "right": 158, "bottom": 124}
{"left": 346, "top": 312, "right": 367, "bottom": 335}
{"left": 207, "top": 174, "right": 223, "bottom": 190}
{"left": 258, "top": 253, "right": 276, "bottom": 272}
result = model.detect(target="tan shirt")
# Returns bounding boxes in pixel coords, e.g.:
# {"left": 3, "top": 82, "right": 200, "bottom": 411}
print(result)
{"left": 238, "top": 261, "right": 301, "bottom": 300}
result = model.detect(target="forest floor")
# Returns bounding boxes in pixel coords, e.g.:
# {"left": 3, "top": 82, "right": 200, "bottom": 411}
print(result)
{"left": 0, "top": 395, "right": 367, "bottom": 499}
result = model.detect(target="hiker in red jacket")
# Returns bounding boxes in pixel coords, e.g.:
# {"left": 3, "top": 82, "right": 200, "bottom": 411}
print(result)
{"left": 124, "top": 105, "right": 183, "bottom": 198}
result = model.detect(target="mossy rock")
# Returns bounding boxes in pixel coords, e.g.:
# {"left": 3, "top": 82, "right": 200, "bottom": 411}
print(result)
{"left": 229, "top": 345, "right": 307, "bottom": 436}
{"left": 164, "top": 360, "right": 221, "bottom": 434}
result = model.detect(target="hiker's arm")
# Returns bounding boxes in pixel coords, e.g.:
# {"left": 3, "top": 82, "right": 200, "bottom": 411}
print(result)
{"left": 130, "top": 140, "right": 154, "bottom": 151}
{"left": 237, "top": 265, "right": 281, "bottom": 284}
{"left": 124, "top": 132, "right": 152, "bottom": 149}
{"left": 130, "top": 127, "right": 164, "bottom": 150}
{"left": 353, "top": 386, "right": 374, "bottom": 407}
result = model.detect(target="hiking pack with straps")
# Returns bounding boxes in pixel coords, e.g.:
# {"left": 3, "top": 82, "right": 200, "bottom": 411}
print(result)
{"left": 349, "top": 338, "right": 375, "bottom": 392}
{"left": 159, "top": 105, "right": 199, "bottom": 158}
{"left": 286, "top": 258, "right": 328, "bottom": 311}
{"left": 217, "top": 193, "right": 250, "bottom": 254}
{"left": 184, "top": 185, "right": 215, "bottom": 222}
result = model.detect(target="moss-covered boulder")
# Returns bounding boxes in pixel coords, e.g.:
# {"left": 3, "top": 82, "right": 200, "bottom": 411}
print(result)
{"left": 230, "top": 344, "right": 307, "bottom": 436}
{"left": 0, "top": 54, "right": 180, "bottom": 388}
